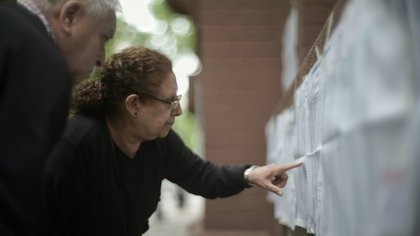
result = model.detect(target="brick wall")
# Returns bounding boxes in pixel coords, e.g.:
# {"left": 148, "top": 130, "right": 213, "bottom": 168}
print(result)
{"left": 194, "top": 0, "right": 290, "bottom": 235}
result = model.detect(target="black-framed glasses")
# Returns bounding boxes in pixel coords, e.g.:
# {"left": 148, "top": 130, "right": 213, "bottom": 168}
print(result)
{"left": 138, "top": 93, "right": 182, "bottom": 111}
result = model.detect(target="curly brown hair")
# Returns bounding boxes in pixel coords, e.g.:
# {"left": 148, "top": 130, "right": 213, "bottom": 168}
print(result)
{"left": 72, "top": 46, "right": 173, "bottom": 117}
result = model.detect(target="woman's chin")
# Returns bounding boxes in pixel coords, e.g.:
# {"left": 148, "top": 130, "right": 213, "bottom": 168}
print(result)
{"left": 159, "top": 127, "right": 171, "bottom": 138}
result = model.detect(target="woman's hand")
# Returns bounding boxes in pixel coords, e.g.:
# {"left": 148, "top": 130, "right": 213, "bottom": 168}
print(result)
{"left": 247, "top": 161, "right": 303, "bottom": 196}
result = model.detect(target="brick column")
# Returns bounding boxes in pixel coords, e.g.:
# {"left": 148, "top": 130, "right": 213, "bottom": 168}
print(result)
{"left": 194, "top": 0, "right": 290, "bottom": 235}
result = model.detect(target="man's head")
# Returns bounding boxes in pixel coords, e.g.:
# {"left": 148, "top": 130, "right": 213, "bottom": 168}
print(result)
{"left": 37, "top": 0, "right": 121, "bottom": 84}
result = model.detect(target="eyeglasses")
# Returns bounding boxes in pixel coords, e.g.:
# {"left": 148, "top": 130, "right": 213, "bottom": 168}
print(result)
{"left": 138, "top": 93, "right": 182, "bottom": 111}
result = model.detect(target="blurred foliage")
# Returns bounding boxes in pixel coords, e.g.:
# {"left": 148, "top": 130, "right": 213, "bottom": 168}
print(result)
{"left": 173, "top": 111, "right": 201, "bottom": 153}
{"left": 104, "top": 0, "right": 197, "bottom": 59}
{"left": 148, "top": 0, "right": 197, "bottom": 52}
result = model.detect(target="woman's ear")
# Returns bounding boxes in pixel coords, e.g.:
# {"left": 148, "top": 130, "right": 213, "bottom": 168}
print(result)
{"left": 125, "top": 94, "right": 140, "bottom": 117}
{"left": 59, "top": 0, "right": 82, "bottom": 35}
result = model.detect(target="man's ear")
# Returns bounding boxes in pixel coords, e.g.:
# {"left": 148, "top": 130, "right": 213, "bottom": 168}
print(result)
{"left": 59, "top": 0, "right": 82, "bottom": 35}
{"left": 125, "top": 94, "right": 141, "bottom": 117}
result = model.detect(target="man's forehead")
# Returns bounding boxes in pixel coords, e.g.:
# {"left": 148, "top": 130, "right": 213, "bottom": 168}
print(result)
{"left": 163, "top": 74, "right": 179, "bottom": 97}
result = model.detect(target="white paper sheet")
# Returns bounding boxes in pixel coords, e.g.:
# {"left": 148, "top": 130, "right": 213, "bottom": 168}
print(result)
{"left": 268, "top": 1, "right": 419, "bottom": 234}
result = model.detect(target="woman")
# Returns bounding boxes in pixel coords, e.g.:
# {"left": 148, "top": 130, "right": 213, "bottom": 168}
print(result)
{"left": 45, "top": 46, "right": 302, "bottom": 236}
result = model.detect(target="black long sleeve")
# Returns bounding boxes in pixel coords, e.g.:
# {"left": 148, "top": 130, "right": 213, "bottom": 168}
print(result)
{"left": 44, "top": 115, "right": 250, "bottom": 236}
{"left": 163, "top": 130, "right": 250, "bottom": 198}
{"left": 0, "top": 4, "right": 71, "bottom": 235}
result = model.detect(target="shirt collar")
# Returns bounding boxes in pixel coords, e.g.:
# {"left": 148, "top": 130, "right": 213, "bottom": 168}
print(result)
{"left": 17, "top": 0, "right": 55, "bottom": 41}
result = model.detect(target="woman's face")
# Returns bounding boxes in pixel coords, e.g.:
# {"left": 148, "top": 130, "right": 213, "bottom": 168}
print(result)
{"left": 137, "top": 72, "right": 183, "bottom": 140}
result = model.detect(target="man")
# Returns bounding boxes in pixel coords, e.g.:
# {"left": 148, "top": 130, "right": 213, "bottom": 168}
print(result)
{"left": 0, "top": 0, "right": 119, "bottom": 234}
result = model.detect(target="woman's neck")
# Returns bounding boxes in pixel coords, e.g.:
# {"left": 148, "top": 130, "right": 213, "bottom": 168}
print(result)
{"left": 106, "top": 116, "right": 141, "bottom": 159}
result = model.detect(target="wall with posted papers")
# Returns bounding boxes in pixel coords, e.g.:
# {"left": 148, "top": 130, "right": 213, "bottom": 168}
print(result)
{"left": 266, "top": 0, "right": 420, "bottom": 235}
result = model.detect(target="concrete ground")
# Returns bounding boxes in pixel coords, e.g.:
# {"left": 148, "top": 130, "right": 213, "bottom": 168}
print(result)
{"left": 144, "top": 181, "right": 204, "bottom": 236}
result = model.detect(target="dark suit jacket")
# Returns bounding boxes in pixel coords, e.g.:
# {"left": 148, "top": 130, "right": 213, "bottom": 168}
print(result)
{"left": 0, "top": 3, "right": 71, "bottom": 235}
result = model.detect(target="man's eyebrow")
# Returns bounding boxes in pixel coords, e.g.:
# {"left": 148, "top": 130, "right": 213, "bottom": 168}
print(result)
{"left": 165, "top": 93, "right": 179, "bottom": 101}
{"left": 104, "top": 30, "right": 115, "bottom": 40}
{"left": 102, "top": 34, "right": 110, "bottom": 41}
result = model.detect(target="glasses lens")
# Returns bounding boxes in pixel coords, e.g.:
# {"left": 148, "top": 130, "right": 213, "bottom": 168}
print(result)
{"left": 171, "top": 101, "right": 179, "bottom": 110}
{"left": 171, "top": 95, "right": 182, "bottom": 110}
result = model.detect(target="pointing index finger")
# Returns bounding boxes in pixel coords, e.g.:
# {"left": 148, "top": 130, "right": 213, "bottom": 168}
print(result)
{"left": 282, "top": 160, "right": 303, "bottom": 171}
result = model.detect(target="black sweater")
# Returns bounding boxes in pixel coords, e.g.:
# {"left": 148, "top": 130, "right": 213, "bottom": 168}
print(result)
{"left": 45, "top": 115, "right": 250, "bottom": 236}
{"left": 0, "top": 3, "right": 71, "bottom": 235}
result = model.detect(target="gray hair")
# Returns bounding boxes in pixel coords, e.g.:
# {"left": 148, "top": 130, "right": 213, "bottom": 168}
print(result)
{"left": 36, "top": 0, "right": 121, "bottom": 18}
